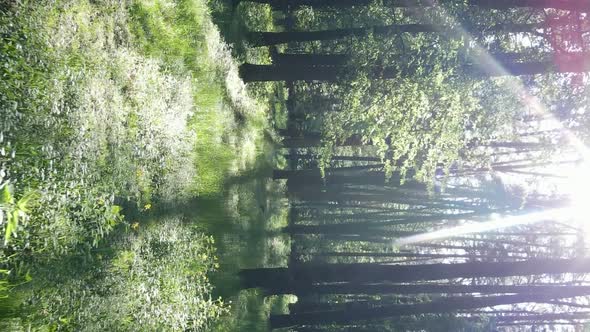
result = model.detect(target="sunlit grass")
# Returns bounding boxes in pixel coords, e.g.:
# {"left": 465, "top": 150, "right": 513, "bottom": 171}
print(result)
{"left": 22, "top": 218, "right": 226, "bottom": 331}
{"left": 130, "top": 0, "right": 270, "bottom": 197}
{"left": 0, "top": 0, "right": 274, "bottom": 329}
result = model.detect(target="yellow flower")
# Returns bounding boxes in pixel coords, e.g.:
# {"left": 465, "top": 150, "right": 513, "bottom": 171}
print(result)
{"left": 131, "top": 222, "right": 139, "bottom": 230}
{"left": 143, "top": 203, "right": 151, "bottom": 210}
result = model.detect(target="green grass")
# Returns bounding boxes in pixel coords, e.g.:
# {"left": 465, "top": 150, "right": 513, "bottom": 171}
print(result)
{"left": 0, "top": 0, "right": 277, "bottom": 329}
{"left": 20, "top": 218, "right": 227, "bottom": 331}
{"left": 129, "top": 0, "right": 274, "bottom": 196}
{"left": 125, "top": 2, "right": 295, "bottom": 329}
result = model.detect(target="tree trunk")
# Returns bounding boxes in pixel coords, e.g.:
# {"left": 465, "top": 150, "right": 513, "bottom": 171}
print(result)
{"left": 284, "top": 172, "right": 390, "bottom": 188}
{"left": 239, "top": 55, "right": 590, "bottom": 82}
{"left": 485, "top": 141, "right": 550, "bottom": 149}
{"left": 285, "top": 212, "right": 477, "bottom": 231}
{"left": 273, "top": 53, "right": 350, "bottom": 65}
{"left": 285, "top": 224, "right": 420, "bottom": 236}
{"left": 290, "top": 283, "right": 590, "bottom": 296}
{"left": 284, "top": 153, "right": 383, "bottom": 162}
{"left": 270, "top": 290, "right": 590, "bottom": 327}
{"left": 281, "top": 132, "right": 366, "bottom": 148}
{"left": 470, "top": 0, "right": 590, "bottom": 12}
{"left": 236, "top": 0, "right": 435, "bottom": 10}
{"left": 274, "top": 165, "right": 385, "bottom": 180}
{"left": 314, "top": 251, "right": 527, "bottom": 260}
{"left": 238, "top": 0, "right": 590, "bottom": 11}
{"left": 239, "top": 63, "right": 341, "bottom": 82}
{"left": 497, "top": 312, "right": 590, "bottom": 324}
{"left": 241, "top": 258, "right": 590, "bottom": 292}
{"left": 249, "top": 23, "right": 539, "bottom": 46}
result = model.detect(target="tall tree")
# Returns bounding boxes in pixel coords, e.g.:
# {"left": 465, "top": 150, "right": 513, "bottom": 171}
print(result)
{"left": 248, "top": 23, "right": 538, "bottom": 46}
{"left": 235, "top": 0, "right": 435, "bottom": 10}
{"left": 270, "top": 290, "right": 590, "bottom": 327}
{"left": 241, "top": 258, "right": 590, "bottom": 292}
{"left": 239, "top": 55, "right": 590, "bottom": 82}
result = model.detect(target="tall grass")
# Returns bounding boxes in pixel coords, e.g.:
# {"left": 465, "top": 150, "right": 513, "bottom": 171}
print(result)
{"left": 22, "top": 218, "right": 227, "bottom": 331}
{"left": 129, "top": 0, "right": 269, "bottom": 196}
{"left": 0, "top": 0, "right": 269, "bottom": 329}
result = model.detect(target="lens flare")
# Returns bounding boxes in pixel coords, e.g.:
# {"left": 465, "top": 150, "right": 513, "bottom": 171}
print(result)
{"left": 393, "top": 7, "right": 590, "bottom": 246}
{"left": 393, "top": 208, "right": 567, "bottom": 246}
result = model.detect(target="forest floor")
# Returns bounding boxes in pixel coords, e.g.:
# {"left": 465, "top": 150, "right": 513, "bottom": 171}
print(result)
{"left": 0, "top": 0, "right": 287, "bottom": 330}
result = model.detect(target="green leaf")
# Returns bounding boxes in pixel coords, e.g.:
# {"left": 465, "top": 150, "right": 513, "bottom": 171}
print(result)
{"left": 0, "top": 185, "right": 13, "bottom": 205}
{"left": 16, "top": 190, "right": 38, "bottom": 212}
{"left": 4, "top": 211, "right": 17, "bottom": 245}
{"left": 111, "top": 205, "right": 121, "bottom": 215}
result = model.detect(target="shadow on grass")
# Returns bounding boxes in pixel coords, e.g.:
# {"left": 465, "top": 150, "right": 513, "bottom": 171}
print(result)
{"left": 157, "top": 134, "right": 291, "bottom": 331}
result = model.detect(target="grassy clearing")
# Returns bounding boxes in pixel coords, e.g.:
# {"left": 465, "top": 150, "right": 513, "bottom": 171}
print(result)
{"left": 128, "top": 0, "right": 271, "bottom": 196}
{"left": 0, "top": 0, "right": 273, "bottom": 329}
{"left": 192, "top": 2, "right": 299, "bottom": 330}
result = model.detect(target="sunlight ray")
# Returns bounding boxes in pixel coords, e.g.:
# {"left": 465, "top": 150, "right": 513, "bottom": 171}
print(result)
{"left": 395, "top": 6, "right": 590, "bottom": 245}
{"left": 394, "top": 208, "right": 568, "bottom": 246}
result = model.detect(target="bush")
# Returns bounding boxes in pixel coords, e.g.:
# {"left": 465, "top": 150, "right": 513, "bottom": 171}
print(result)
{"left": 24, "top": 219, "right": 227, "bottom": 331}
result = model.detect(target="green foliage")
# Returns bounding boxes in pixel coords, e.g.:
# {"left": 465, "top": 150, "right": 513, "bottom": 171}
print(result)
{"left": 277, "top": 1, "right": 553, "bottom": 185}
{"left": 128, "top": 0, "right": 209, "bottom": 74}
{"left": 22, "top": 219, "right": 227, "bottom": 331}
{"left": 0, "top": 184, "right": 38, "bottom": 246}
{"left": 0, "top": 269, "right": 10, "bottom": 300}
{"left": 0, "top": 0, "right": 196, "bottom": 273}
{"left": 129, "top": 0, "right": 270, "bottom": 196}
{"left": 320, "top": 68, "right": 484, "bottom": 183}
{"left": 0, "top": 0, "right": 271, "bottom": 329}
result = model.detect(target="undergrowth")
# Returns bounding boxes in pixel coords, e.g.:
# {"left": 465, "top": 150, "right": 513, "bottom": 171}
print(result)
{"left": 129, "top": 0, "right": 270, "bottom": 196}
{"left": 0, "top": 0, "right": 269, "bottom": 329}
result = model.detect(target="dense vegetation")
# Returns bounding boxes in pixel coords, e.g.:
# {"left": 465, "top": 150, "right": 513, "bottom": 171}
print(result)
{"left": 3, "top": 0, "right": 590, "bottom": 331}
{"left": 232, "top": 0, "right": 590, "bottom": 331}
{"left": 0, "top": 0, "right": 276, "bottom": 330}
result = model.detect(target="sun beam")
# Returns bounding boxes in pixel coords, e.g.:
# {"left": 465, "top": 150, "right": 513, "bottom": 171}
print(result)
{"left": 393, "top": 208, "right": 568, "bottom": 246}
{"left": 395, "top": 160, "right": 590, "bottom": 247}
{"left": 564, "top": 161, "right": 590, "bottom": 221}
{"left": 392, "top": 7, "right": 590, "bottom": 247}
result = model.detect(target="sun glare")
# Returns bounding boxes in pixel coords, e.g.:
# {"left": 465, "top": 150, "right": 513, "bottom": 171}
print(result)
{"left": 395, "top": 161, "right": 590, "bottom": 247}
{"left": 389, "top": 6, "right": 590, "bottom": 249}
{"left": 393, "top": 208, "right": 568, "bottom": 247}
{"left": 564, "top": 161, "right": 590, "bottom": 223}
